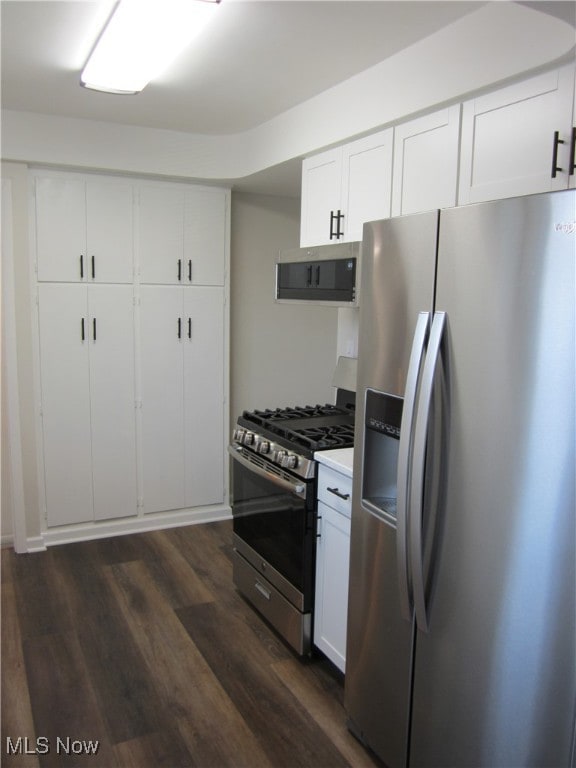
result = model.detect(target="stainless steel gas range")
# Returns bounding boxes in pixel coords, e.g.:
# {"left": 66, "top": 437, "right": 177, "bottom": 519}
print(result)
{"left": 228, "top": 393, "right": 355, "bottom": 655}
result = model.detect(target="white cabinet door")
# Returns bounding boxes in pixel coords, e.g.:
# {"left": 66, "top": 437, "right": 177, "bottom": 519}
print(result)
{"left": 139, "top": 286, "right": 186, "bottom": 513}
{"left": 314, "top": 500, "right": 351, "bottom": 673}
{"left": 36, "top": 177, "right": 86, "bottom": 282}
{"left": 342, "top": 129, "right": 393, "bottom": 241}
{"left": 184, "top": 187, "right": 227, "bottom": 286}
{"left": 300, "top": 148, "right": 342, "bottom": 247}
{"left": 88, "top": 286, "right": 137, "bottom": 521}
{"left": 570, "top": 75, "right": 576, "bottom": 190}
{"left": 38, "top": 284, "right": 138, "bottom": 526}
{"left": 459, "top": 65, "right": 575, "bottom": 204}
{"left": 300, "top": 129, "right": 393, "bottom": 246}
{"left": 139, "top": 183, "right": 228, "bottom": 285}
{"left": 86, "top": 182, "right": 134, "bottom": 283}
{"left": 184, "top": 287, "right": 225, "bottom": 507}
{"left": 392, "top": 106, "right": 461, "bottom": 216}
{"left": 35, "top": 175, "right": 134, "bottom": 283}
{"left": 38, "top": 284, "right": 93, "bottom": 526}
{"left": 138, "top": 186, "right": 185, "bottom": 285}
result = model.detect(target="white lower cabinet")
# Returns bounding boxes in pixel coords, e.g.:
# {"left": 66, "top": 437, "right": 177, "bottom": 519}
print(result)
{"left": 38, "top": 283, "right": 137, "bottom": 526}
{"left": 139, "top": 285, "right": 225, "bottom": 514}
{"left": 314, "top": 460, "right": 352, "bottom": 673}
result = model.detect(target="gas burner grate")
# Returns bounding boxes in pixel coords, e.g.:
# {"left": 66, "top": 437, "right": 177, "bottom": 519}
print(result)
{"left": 285, "top": 424, "right": 355, "bottom": 451}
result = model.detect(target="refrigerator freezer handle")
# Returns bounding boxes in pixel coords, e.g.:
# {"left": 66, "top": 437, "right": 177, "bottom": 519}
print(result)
{"left": 397, "top": 311, "right": 430, "bottom": 622}
{"left": 409, "top": 311, "right": 446, "bottom": 633}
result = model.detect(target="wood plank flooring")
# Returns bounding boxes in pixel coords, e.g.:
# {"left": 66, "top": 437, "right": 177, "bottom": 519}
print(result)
{"left": 2, "top": 521, "right": 382, "bottom": 768}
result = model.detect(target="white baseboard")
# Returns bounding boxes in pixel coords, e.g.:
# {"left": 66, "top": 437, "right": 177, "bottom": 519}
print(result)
{"left": 40, "top": 505, "right": 232, "bottom": 548}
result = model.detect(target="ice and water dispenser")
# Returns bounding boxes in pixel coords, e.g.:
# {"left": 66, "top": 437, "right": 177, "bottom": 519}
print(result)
{"left": 361, "top": 389, "right": 403, "bottom": 526}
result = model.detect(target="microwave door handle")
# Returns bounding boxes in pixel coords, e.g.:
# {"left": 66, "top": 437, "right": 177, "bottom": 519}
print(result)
{"left": 409, "top": 311, "right": 446, "bottom": 634}
{"left": 397, "top": 311, "right": 430, "bottom": 622}
{"left": 227, "top": 445, "right": 305, "bottom": 498}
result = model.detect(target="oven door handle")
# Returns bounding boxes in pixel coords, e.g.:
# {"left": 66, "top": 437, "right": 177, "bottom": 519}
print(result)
{"left": 228, "top": 445, "right": 306, "bottom": 498}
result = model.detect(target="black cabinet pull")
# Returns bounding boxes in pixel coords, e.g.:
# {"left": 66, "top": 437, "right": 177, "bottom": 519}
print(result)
{"left": 178, "top": 259, "right": 182, "bottom": 281}
{"left": 327, "top": 486, "right": 350, "bottom": 500}
{"left": 80, "top": 254, "right": 84, "bottom": 279}
{"left": 92, "top": 318, "right": 97, "bottom": 341}
{"left": 91, "top": 255, "right": 95, "bottom": 279}
{"left": 177, "top": 317, "right": 182, "bottom": 339}
{"left": 81, "top": 317, "right": 85, "bottom": 341}
{"left": 569, "top": 126, "right": 576, "bottom": 176}
{"left": 336, "top": 209, "right": 344, "bottom": 238}
{"left": 188, "top": 259, "right": 192, "bottom": 282}
{"left": 329, "top": 211, "right": 337, "bottom": 240}
{"left": 551, "top": 130, "right": 565, "bottom": 178}
{"left": 188, "top": 317, "right": 192, "bottom": 339}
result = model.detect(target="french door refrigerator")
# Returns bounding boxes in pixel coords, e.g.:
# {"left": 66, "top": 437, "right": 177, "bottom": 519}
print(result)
{"left": 345, "top": 189, "right": 575, "bottom": 768}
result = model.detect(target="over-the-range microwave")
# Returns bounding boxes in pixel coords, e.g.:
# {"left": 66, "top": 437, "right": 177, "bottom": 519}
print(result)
{"left": 275, "top": 242, "right": 359, "bottom": 305}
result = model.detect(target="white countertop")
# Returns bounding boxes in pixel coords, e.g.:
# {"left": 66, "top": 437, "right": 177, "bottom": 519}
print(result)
{"left": 315, "top": 447, "right": 354, "bottom": 478}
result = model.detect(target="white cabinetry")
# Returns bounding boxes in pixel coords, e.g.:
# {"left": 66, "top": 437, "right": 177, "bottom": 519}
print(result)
{"left": 314, "top": 454, "right": 353, "bottom": 673}
{"left": 138, "top": 183, "right": 227, "bottom": 286}
{"left": 301, "top": 129, "right": 393, "bottom": 246}
{"left": 392, "top": 105, "right": 461, "bottom": 216}
{"left": 35, "top": 174, "right": 134, "bottom": 283}
{"left": 139, "top": 285, "right": 225, "bottom": 514}
{"left": 38, "top": 283, "right": 137, "bottom": 526}
{"left": 459, "top": 65, "right": 576, "bottom": 204}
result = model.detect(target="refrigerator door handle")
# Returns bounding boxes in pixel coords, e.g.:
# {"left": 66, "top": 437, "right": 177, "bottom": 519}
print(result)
{"left": 409, "top": 310, "right": 446, "bottom": 633}
{"left": 397, "top": 311, "right": 430, "bottom": 621}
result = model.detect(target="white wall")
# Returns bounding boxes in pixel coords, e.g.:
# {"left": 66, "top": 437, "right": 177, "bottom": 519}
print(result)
{"left": 230, "top": 193, "right": 338, "bottom": 419}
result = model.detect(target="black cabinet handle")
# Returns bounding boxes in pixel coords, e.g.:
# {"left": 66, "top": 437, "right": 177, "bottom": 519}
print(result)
{"left": 569, "top": 126, "right": 576, "bottom": 177}
{"left": 327, "top": 486, "right": 350, "bottom": 500}
{"left": 316, "top": 514, "right": 322, "bottom": 538}
{"left": 188, "top": 317, "right": 192, "bottom": 339}
{"left": 336, "top": 209, "right": 344, "bottom": 238}
{"left": 92, "top": 317, "right": 97, "bottom": 341}
{"left": 329, "top": 210, "right": 345, "bottom": 239}
{"left": 81, "top": 317, "right": 85, "bottom": 341}
{"left": 80, "top": 254, "right": 84, "bottom": 279}
{"left": 178, "top": 259, "right": 182, "bottom": 281}
{"left": 91, "top": 255, "right": 95, "bottom": 279}
{"left": 329, "top": 211, "right": 337, "bottom": 240}
{"left": 188, "top": 259, "right": 192, "bottom": 282}
{"left": 551, "top": 130, "right": 565, "bottom": 178}
{"left": 177, "top": 317, "right": 182, "bottom": 339}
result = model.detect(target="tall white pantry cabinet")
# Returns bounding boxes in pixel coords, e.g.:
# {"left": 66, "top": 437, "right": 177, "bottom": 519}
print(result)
{"left": 32, "top": 171, "right": 230, "bottom": 537}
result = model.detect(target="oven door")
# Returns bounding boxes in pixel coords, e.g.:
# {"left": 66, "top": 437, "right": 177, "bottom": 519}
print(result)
{"left": 228, "top": 445, "right": 315, "bottom": 611}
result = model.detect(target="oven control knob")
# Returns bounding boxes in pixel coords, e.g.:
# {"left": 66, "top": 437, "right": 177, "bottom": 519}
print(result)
{"left": 258, "top": 440, "right": 270, "bottom": 455}
{"left": 233, "top": 428, "right": 245, "bottom": 443}
{"left": 243, "top": 431, "right": 255, "bottom": 446}
{"left": 274, "top": 449, "right": 287, "bottom": 464}
{"left": 284, "top": 453, "right": 298, "bottom": 469}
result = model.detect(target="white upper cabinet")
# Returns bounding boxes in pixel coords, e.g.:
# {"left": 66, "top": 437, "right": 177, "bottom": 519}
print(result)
{"left": 570, "top": 73, "right": 576, "bottom": 190}
{"left": 139, "top": 182, "right": 227, "bottom": 285}
{"left": 459, "top": 65, "right": 576, "bottom": 204}
{"left": 35, "top": 174, "right": 134, "bottom": 283}
{"left": 392, "top": 105, "right": 461, "bottom": 216}
{"left": 300, "top": 128, "right": 393, "bottom": 246}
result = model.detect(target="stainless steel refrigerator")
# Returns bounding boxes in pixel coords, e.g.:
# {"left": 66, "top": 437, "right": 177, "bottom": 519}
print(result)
{"left": 345, "top": 190, "right": 576, "bottom": 768}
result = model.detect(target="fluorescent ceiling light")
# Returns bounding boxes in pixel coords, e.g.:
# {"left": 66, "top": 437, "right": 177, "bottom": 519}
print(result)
{"left": 81, "top": 0, "right": 220, "bottom": 95}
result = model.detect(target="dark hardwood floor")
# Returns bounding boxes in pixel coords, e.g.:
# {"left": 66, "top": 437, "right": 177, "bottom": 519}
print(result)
{"left": 2, "top": 521, "right": 381, "bottom": 768}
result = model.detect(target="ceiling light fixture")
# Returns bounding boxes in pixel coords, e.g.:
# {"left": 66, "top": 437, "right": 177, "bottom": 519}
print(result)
{"left": 81, "top": 0, "right": 221, "bottom": 95}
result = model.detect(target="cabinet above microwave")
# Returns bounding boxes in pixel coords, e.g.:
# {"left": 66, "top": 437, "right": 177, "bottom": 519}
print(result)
{"left": 275, "top": 242, "right": 359, "bottom": 305}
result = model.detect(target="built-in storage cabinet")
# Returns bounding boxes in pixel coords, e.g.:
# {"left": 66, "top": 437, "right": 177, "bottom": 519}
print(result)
{"left": 32, "top": 171, "right": 229, "bottom": 537}
{"left": 391, "top": 105, "right": 461, "bottom": 216}
{"left": 38, "top": 283, "right": 137, "bottom": 526}
{"left": 138, "top": 184, "right": 227, "bottom": 286}
{"left": 35, "top": 175, "right": 134, "bottom": 283}
{"left": 459, "top": 64, "right": 576, "bottom": 204}
{"left": 300, "top": 129, "right": 393, "bottom": 247}
{"left": 139, "top": 285, "right": 225, "bottom": 515}
{"left": 314, "top": 459, "right": 352, "bottom": 673}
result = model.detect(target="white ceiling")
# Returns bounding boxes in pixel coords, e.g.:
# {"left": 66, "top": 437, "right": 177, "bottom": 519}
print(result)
{"left": 1, "top": 0, "right": 575, "bottom": 194}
